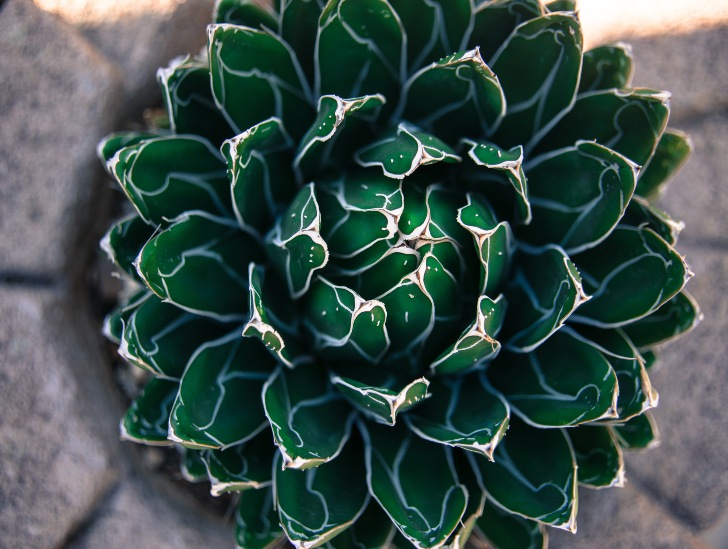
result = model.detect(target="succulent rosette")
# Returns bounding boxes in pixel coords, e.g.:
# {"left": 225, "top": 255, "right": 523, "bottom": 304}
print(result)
{"left": 99, "top": 0, "right": 700, "bottom": 547}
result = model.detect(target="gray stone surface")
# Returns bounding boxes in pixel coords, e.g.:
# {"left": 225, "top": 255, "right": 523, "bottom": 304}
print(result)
{"left": 629, "top": 25, "right": 728, "bottom": 121}
{"left": 0, "top": 0, "right": 121, "bottom": 280}
{"left": 68, "top": 473, "right": 232, "bottom": 549}
{"left": 34, "top": 0, "right": 216, "bottom": 116}
{"left": 626, "top": 247, "right": 728, "bottom": 531}
{"left": 0, "top": 287, "right": 119, "bottom": 547}
{"left": 549, "top": 485, "right": 700, "bottom": 549}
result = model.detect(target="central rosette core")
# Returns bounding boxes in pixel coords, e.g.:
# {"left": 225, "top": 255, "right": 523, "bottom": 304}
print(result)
{"left": 258, "top": 167, "right": 514, "bottom": 378}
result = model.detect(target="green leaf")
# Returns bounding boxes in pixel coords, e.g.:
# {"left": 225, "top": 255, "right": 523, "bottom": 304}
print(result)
{"left": 636, "top": 128, "right": 692, "bottom": 200}
{"left": 390, "top": 0, "right": 474, "bottom": 73}
{"left": 109, "top": 135, "right": 231, "bottom": 225}
{"left": 222, "top": 117, "right": 297, "bottom": 236}
{"left": 279, "top": 0, "right": 326, "bottom": 82}
{"left": 475, "top": 500, "right": 546, "bottom": 549}
{"left": 120, "top": 377, "right": 178, "bottom": 446}
{"left": 472, "top": 419, "right": 577, "bottom": 531}
{"left": 532, "top": 88, "right": 670, "bottom": 168}
{"left": 295, "top": 94, "right": 386, "bottom": 181}
{"left": 305, "top": 278, "right": 390, "bottom": 364}
{"left": 612, "top": 411, "right": 659, "bottom": 450}
{"left": 275, "top": 433, "right": 369, "bottom": 547}
{"left": 446, "top": 450, "right": 487, "bottom": 549}
{"left": 157, "top": 55, "right": 233, "bottom": 145}
{"left": 243, "top": 263, "right": 310, "bottom": 368}
{"left": 502, "top": 246, "right": 588, "bottom": 352}
{"left": 399, "top": 49, "right": 505, "bottom": 144}
{"left": 120, "top": 295, "right": 226, "bottom": 379}
{"left": 103, "top": 288, "right": 151, "bottom": 344}
{"left": 137, "top": 212, "right": 261, "bottom": 321}
{"left": 489, "top": 327, "right": 618, "bottom": 427}
{"left": 97, "top": 131, "right": 160, "bottom": 172}
{"left": 263, "top": 365, "right": 355, "bottom": 469}
{"left": 520, "top": 141, "right": 638, "bottom": 253}
{"left": 363, "top": 423, "right": 468, "bottom": 548}
{"left": 429, "top": 295, "right": 506, "bottom": 375}
{"left": 579, "top": 43, "right": 634, "bottom": 93}
{"left": 468, "top": 0, "right": 543, "bottom": 62}
{"left": 214, "top": 0, "right": 278, "bottom": 28}
{"left": 621, "top": 196, "right": 684, "bottom": 246}
{"left": 203, "top": 429, "right": 275, "bottom": 495}
{"left": 208, "top": 24, "right": 313, "bottom": 139}
{"left": 568, "top": 426, "right": 625, "bottom": 488}
{"left": 331, "top": 374, "right": 429, "bottom": 425}
{"left": 407, "top": 373, "right": 509, "bottom": 459}
{"left": 266, "top": 183, "right": 329, "bottom": 299}
{"left": 490, "top": 14, "right": 583, "bottom": 149}
{"left": 463, "top": 140, "right": 531, "bottom": 225}
{"left": 100, "top": 213, "right": 155, "bottom": 283}
{"left": 323, "top": 501, "right": 396, "bottom": 548}
{"left": 571, "top": 226, "right": 691, "bottom": 327}
{"left": 169, "top": 332, "right": 275, "bottom": 449}
{"left": 622, "top": 291, "right": 702, "bottom": 350}
{"left": 316, "top": 0, "right": 404, "bottom": 104}
{"left": 569, "top": 325, "right": 657, "bottom": 422}
{"left": 545, "top": 0, "right": 577, "bottom": 11}
{"left": 181, "top": 448, "right": 208, "bottom": 482}
{"left": 356, "top": 124, "right": 460, "bottom": 179}
{"left": 235, "top": 487, "right": 284, "bottom": 549}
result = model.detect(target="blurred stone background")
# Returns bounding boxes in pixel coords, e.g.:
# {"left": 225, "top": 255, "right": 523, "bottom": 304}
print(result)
{"left": 1, "top": 0, "right": 726, "bottom": 547}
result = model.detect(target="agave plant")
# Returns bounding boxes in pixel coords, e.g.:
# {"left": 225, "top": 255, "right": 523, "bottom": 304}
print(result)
{"left": 98, "top": 0, "right": 700, "bottom": 547}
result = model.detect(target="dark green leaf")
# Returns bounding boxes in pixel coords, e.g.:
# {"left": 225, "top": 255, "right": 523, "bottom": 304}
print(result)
{"left": 571, "top": 226, "right": 690, "bottom": 327}
{"left": 622, "top": 291, "right": 702, "bottom": 351}
{"left": 100, "top": 213, "right": 155, "bottom": 283}
{"left": 472, "top": 419, "right": 577, "bottom": 530}
{"left": 390, "top": 0, "right": 474, "bottom": 72}
{"left": 137, "top": 212, "right": 261, "bottom": 321}
{"left": 316, "top": 0, "right": 404, "bottom": 106}
{"left": 275, "top": 433, "right": 369, "bottom": 547}
{"left": 323, "top": 501, "right": 396, "bottom": 548}
{"left": 97, "top": 131, "right": 160, "bottom": 173}
{"left": 209, "top": 24, "right": 313, "bottom": 139}
{"left": 279, "top": 0, "right": 326, "bottom": 82}
{"left": 331, "top": 374, "right": 429, "bottom": 425}
{"left": 468, "top": 0, "right": 544, "bottom": 62}
{"left": 157, "top": 55, "right": 233, "bottom": 145}
{"left": 266, "top": 183, "right": 329, "bottom": 299}
{"left": 235, "top": 487, "right": 283, "bottom": 549}
{"left": 407, "top": 373, "right": 509, "bottom": 459}
{"left": 520, "top": 141, "right": 638, "bottom": 253}
{"left": 545, "top": 0, "right": 577, "bottom": 11}
{"left": 263, "top": 365, "right": 355, "bottom": 469}
{"left": 568, "top": 426, "right": 625, "bottom": 488}
{"left": 169, "top": 332, "right": 275, "bottom": 449}
{"left": 295, "top": 94, "right": 386, "bottom": 181}
{"left": 356, "top": 125, "right": 460, "bottom": 179}
{"left": 532, "top": 88, "right": 670, "bottom": 168}
{"left": 579, "top": 44, "right": 634, "bottom": 93}
{"left": 502, "top": 246, "right": 588, "bottom": 352}
{"left": 120, "top": 295, "right": 226, "bottom": 379}
{"left": 121, "top": 377, "right": 178, "bottom": 446}
{"left": 103, "top": 288, "right": 151, "bottom": 344}
{"left": 636, "top": 128, "right": 692, "bottom": 200}
{"left": 490, "top": 14, "right": 583, "bottom": 149}
{"left": 181, "top": 448, "right": 208, "bottom": 482}
{"left": 214, "top": 0, "right": 278, "bottom": 28}
{"left": 203, "top": 429, "right": 275, "bottom": 495}
{"left": 429, "top": 295, "right": 506, "bottom": 375}
{"left": 446, "top": 450, "right": 487, "bottom": 549}
{"left": 363, "top": 423, "right": 468, "bottom": 548}
{"left": 475, "top": 499, "right": 546, "bottom": 549}
{"left": 621, "top": 195, "right": 684, "bottom": 246}
{"left": 110, "top": 135, "right": 231, "bottom": 224}
{"left": 612, "top": 412, "right": 659, "bottom": 450}
{"left": 399, "top": 49, "right": 505, "bottom": 144}
{"left": 490, "top": 327, "right": 618, "bottom": 427}
{"left": 222, "top": 117, "right": 297, "bottom": 236}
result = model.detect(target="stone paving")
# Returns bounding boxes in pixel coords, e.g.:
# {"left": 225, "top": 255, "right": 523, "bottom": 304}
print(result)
{"left": 1, "top": 0, "right": 726, "bottom": 547}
